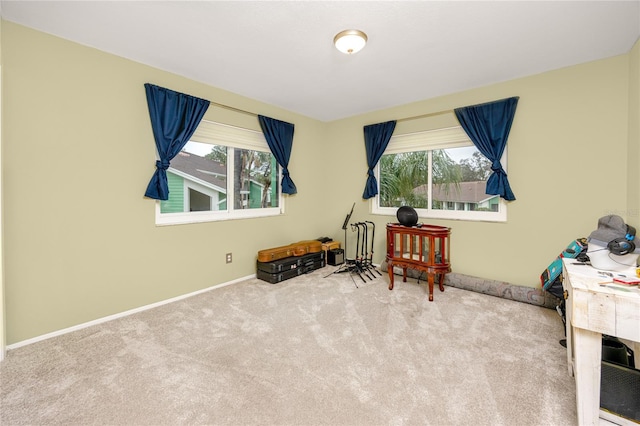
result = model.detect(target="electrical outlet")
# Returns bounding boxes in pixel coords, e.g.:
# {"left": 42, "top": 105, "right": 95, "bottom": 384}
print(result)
{"left": 225, "top": 253, "right": 233, "bottom": 264}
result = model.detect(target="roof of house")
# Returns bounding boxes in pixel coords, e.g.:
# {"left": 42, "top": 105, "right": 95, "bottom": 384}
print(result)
{"left": 414, "top": 181, "right": 497, "bottom": 204}
{"left": 169, "top": 151, "right": 226, "bottom": 190}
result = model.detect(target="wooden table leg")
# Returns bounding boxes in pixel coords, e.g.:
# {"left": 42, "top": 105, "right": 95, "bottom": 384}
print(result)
{"left": 573, "top": 327, "right": 602, "bottom": 425}
{"left": 387, "top": 262, "right": 448, "bottom": 303}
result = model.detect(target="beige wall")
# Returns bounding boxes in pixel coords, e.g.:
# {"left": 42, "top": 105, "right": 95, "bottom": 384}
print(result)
{"left": 1, "top": 22, "right": 331, "bottom": 344}
{"left": 2, "top": 21, "right": 637, "bottom": 345}
{"left": 0, "top": 16, "right": 5, "bottom": 358}
{"left": 332, "top": 54, "right": 631, "bottom": 285}
{"left": 628, "top": 39, "right": 640, "bottom": 226}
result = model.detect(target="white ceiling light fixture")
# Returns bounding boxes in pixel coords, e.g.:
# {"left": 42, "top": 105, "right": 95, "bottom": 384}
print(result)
{"left": 333, "top": 29, "right": 368, "bottom": 55}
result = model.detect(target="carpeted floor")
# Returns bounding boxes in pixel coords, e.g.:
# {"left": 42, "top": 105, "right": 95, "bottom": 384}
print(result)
{"left": 0, "top": 266, "right": 576, "bottom": 425}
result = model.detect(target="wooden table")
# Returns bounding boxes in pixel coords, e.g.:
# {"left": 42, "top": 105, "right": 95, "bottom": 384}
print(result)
{"left": 562, "top": 259, "right": 640, "bottom": 425}
{"left": 386, "top": 223, "right": 451, "bottom": 301}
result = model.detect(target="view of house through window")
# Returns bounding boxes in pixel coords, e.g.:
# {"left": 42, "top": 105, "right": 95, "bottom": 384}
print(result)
{"left": 161, "top": 141, "right": 279, "bottom": 215}
{"left": 160, "top": 143, "right": 227, "bottom": 214}
{"left": 374, "top": 127, "right": 506, "bottom": 222}
{"left": 156, "top": 120, "right": 282, "bottom": 225}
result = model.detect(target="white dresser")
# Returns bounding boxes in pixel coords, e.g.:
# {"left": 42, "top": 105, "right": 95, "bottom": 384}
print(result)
{"left": 562, "top": 258, "right": 640, "bottom": 425}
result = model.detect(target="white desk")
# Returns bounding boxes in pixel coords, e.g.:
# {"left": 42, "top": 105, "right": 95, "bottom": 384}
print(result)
{"left": 562, "top": 259, "right": 640, "bottom": 425}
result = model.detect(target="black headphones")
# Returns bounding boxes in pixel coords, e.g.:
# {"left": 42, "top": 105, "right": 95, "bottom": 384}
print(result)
{"left": 607, "top": 224, "right": 637, "bottom": 255}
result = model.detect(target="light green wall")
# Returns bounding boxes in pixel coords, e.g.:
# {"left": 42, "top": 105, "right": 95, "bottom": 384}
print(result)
{"left": 1, "top": 21, "right": 637, "bottom": 344}
{"left": 330, "top": 54, "right": 631, "bottom": 286}
{"left": 1, "top": 22, "right": 328, "bottom": 344}
{"left": 628, "top": 38, "right": 640, "bottom": 224}
{"left": 0, "top": 16, "right": 5, "bottom": 358}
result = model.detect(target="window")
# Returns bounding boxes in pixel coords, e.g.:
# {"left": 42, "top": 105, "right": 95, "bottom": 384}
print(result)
{"left": 156, "top": 121, "right": 282, "bottom": 225}
{"left": 372, "top": 126, "right": 507, "bottom": 222}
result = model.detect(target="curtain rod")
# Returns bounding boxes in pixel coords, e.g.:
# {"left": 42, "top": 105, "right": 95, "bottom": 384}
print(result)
{"left": 396, "top": 108, "right": 455, "bottom": 123}
{"left": 209, "top": 100, "right": 258, "bottom": 118}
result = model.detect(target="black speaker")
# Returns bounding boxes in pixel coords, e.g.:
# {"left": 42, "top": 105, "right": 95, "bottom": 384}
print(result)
{"left": 397, "top": 206, "right": 418, "bottom": 227}
{"left": 328, "top": 248, "right": 344, "bottom": 266}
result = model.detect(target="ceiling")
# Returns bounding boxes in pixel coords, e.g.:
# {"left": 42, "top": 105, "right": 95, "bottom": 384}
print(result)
{"left": 2, "top": 1, "right": 639, "bottom": 122}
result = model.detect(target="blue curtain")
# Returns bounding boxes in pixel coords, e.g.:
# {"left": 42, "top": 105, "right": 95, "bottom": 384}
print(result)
{"left": 258, "top": 115, "right": 297, "bottom": 194}
{"left": 454, "top": 97, "right": 519, "bottom": 201}
{"left": 144, "top": 83, "right": 210, "bottom": 200}
{"left": 362, "top": 120, "right": 397, "bottom": 199}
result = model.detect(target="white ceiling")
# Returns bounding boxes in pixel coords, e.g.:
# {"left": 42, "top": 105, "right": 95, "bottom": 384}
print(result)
{"left": 2, "top": 1, "right": 639, "bottom": 122}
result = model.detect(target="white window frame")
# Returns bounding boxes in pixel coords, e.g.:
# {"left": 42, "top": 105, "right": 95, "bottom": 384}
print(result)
{"left": 371, "top": 126, "right": 507, "bottom": 222}
{"left": 155, "top": 120, "right": 284, "bottom": 226}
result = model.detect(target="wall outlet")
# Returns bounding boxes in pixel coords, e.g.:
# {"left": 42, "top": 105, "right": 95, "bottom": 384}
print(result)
{"left": 225, "top": 253, "right": 232, "bottom": 264}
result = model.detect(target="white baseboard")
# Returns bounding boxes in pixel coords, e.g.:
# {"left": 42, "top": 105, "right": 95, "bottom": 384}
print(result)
{"left": 6, "top": 274, "right": 255, "bottom": 351}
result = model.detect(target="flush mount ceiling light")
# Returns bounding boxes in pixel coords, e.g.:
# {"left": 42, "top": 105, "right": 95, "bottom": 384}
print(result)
{"left": 333, "top": 29, "right": 368, "bottom": 55}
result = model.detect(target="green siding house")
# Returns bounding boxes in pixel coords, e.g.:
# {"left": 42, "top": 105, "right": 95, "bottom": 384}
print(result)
{"left": 160, "top": 151, "right": 276, "bottom": 213}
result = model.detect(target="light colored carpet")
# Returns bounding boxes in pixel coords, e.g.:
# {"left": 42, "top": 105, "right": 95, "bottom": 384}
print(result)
{"left": 0, "top": 266, "right": 576, "bottom": 425}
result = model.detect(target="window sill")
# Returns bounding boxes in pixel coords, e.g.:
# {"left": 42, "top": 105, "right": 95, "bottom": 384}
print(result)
{"left": 372, "top": 205, "right": 507, "bottom": 223}
{"left": 155, "top": 205, "right": 283, "bottom": 226}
